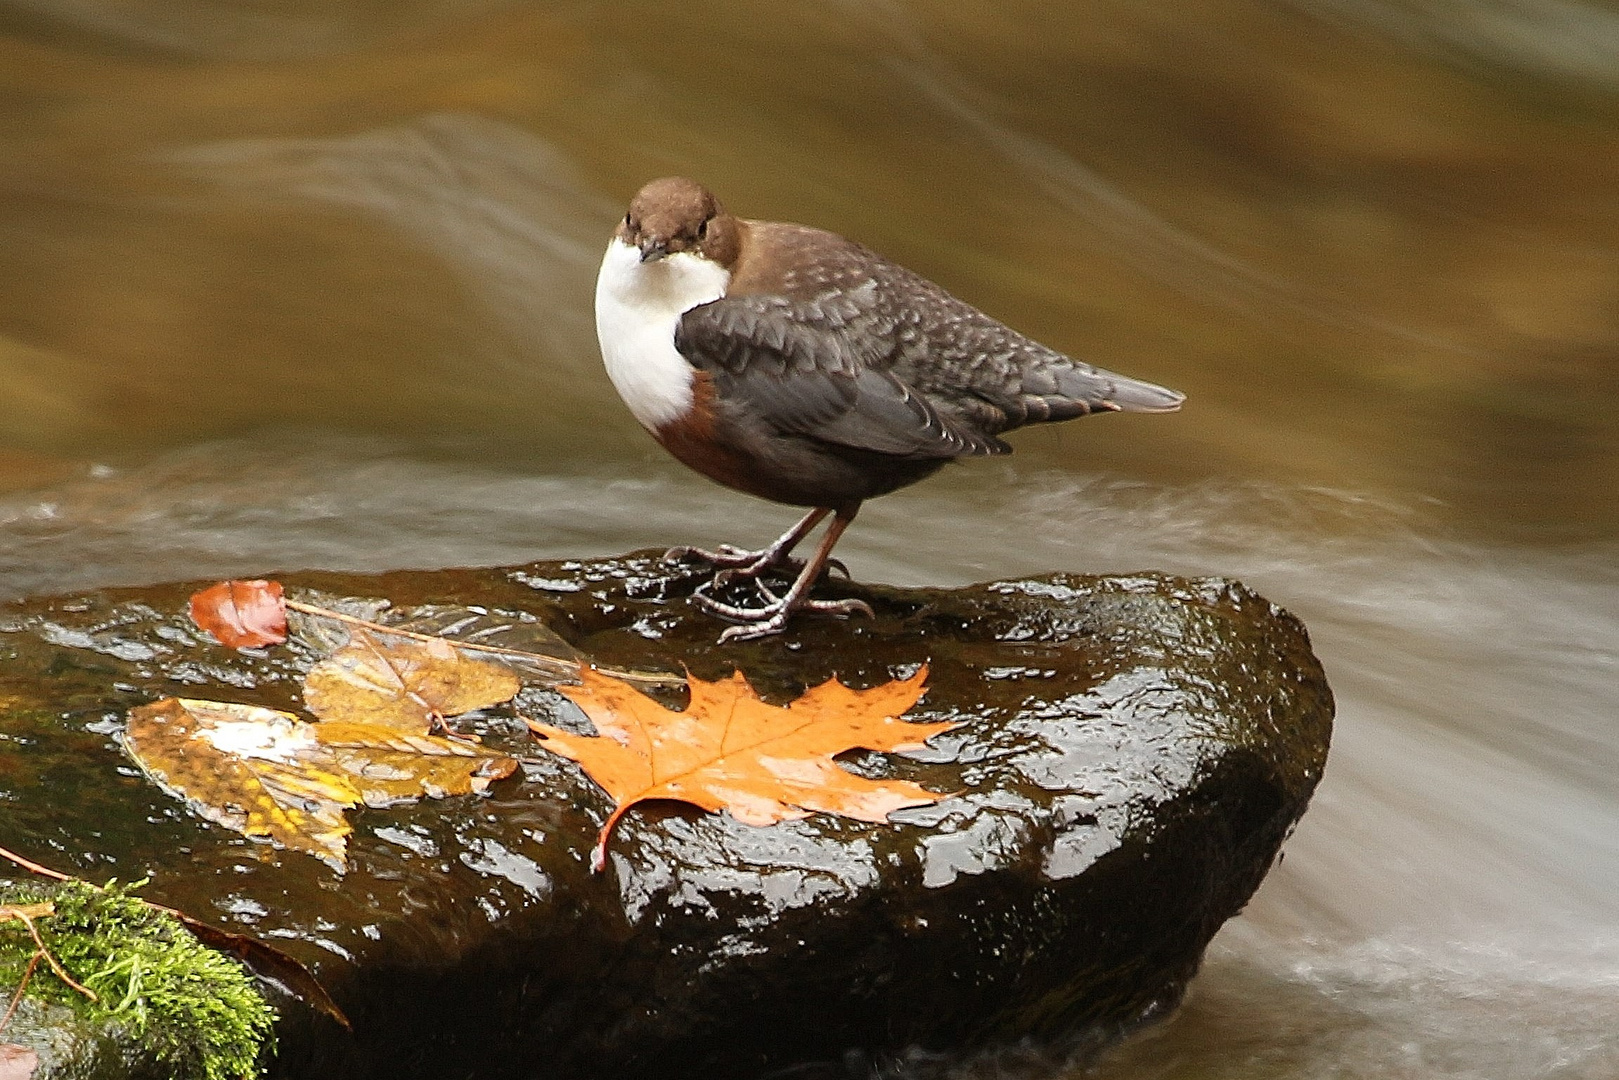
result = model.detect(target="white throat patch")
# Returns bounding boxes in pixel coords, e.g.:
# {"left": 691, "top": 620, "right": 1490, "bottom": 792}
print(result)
{"left": 594, "top": 238, "right": 730, "bottom": 431}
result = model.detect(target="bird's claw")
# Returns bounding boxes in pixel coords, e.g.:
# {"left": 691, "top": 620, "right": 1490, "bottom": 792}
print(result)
{"left": 717, "top": 617, "right": 791, "bottom": 644}
{"left": 673, "top": 547, "right": 846, "bottom": 585}
{"left": 694, "top": 585, "right": 875, "bottom": 642}
{"left": 663, "top": 544, "right": 758, "bottom": 570}
{"left": 666, "top": 544, "right": 782, "bottom": 579}
{"left": 715, "top": 598, "right": 876, "bottom": 642}
{"left": 804, "top": 596, "right": 875, "bottom": 620}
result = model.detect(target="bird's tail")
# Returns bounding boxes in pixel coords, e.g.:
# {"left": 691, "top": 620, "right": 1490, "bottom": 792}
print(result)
{"left": 1102, "top": 372, "right": 1185, "bottom": 413}
{"left": 1012, "top": 359, "right": 1184, "bottom": 422}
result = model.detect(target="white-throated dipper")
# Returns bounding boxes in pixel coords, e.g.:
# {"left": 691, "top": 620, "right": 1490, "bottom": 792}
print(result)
{"left": 595, "top": 177, "right": 1185, "bottom": 642}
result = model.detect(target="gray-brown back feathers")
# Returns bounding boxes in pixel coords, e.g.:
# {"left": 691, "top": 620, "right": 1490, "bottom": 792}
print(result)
{"left": 676, "top": 220, "right": 1183, "bottom": 457}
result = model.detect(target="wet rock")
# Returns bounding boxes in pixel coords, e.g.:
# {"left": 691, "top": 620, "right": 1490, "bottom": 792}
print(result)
{"left": 0, "top": 555, "right": 1332, "bottom": 1079}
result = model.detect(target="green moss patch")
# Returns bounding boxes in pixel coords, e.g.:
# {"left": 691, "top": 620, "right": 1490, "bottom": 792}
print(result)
{"left": 0, "top": 879, "right": 275, "bottom": 1080}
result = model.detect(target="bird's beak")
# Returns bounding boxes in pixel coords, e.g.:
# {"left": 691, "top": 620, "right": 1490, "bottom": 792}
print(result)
{"left": 638, "top": 238, "right": 669, "bottom": 263}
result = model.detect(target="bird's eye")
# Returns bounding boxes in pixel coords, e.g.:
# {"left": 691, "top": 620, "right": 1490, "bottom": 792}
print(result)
{"left": 624, "top": 213, "right": 633, "bottom": 228}
{"left": 697, "top": 219, "right": 709, "bottom": 240}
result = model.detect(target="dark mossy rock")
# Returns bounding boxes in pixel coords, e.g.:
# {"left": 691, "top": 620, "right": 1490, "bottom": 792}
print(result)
{"left": 0, "top": 878, "right": 275, "bottom": 1080}
{"left": 0, "top": 555, "right": 1332, "bottom": 1079}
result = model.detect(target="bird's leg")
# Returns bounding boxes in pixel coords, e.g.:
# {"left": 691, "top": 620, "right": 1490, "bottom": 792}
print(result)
{"left": 695, "top": 508, "right": 875, "bottom": 643}
{"left": 664, "top": 507, "right": 848, "bottom": 581}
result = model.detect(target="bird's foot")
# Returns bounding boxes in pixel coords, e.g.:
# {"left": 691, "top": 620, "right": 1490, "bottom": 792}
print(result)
{"left": 676, "top": 506, "right": 866, "bottom": 642}
{"left": 664, "top": 544, "right": 848, "bottom": 583}
{"left": 693, "top": 586, "right": 875, "bottom": 643}
{"left": 711, "top": 556, "right": 850, "bottom": 588}
{"left": 663, "top": 543, "right": 763, "bottom": 570}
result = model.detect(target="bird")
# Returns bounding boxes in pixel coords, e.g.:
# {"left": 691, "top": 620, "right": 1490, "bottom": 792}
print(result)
{"left": 594, "top": 177, "right": 1184, "bottom": 642}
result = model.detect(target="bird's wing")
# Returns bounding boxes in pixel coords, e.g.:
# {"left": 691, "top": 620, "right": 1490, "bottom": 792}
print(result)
{"left": 721, "top": 224, "right": 1182, "bottom": 435}
{"left": 675, "top": 293, "right": 1009, "bottom": 459}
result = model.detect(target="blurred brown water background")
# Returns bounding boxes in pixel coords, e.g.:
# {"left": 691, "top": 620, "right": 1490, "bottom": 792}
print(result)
{"left": 1, "top": 1, "right": 1617, "bottom": 1076}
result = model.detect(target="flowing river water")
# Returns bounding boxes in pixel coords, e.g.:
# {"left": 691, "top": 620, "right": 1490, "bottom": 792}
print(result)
{"left": 2, "top": 1, "right": 1617, "bottom": 1076}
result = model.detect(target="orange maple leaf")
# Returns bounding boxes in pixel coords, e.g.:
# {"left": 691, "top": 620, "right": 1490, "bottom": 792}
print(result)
{"left": 527, "top": 666, "right": 955, "bottom": 871}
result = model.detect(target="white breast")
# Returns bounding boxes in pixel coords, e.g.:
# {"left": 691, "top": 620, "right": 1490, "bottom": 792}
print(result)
{"left": 594, "top": 238, "right": 731, "bottom": 431}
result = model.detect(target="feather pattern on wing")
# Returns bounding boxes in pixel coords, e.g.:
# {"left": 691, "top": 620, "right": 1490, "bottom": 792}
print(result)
{"left": 676, "top": 296, "right": 1005, "bottom": 459}
{"left": 674, "top": 221, "right": 1182, "bottom": 461}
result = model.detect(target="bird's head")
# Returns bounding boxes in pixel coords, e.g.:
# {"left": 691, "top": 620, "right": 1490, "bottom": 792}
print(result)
{"left": 616, "top": 177, "right": 741, "bottom": 269}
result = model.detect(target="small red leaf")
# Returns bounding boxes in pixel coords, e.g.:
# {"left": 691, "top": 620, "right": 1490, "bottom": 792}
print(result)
{"left": 189, "top": 580, "right": 288, "bottom": 649}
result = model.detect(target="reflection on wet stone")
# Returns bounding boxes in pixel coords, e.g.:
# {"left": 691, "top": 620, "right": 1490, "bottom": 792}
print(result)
{"left": 0, "top": 555, "right": 1329, "bottom": 1079}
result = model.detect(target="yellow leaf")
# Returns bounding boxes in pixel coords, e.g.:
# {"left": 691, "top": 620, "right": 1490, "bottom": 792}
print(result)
{"left": 123, "top": 699, "right": 354, "bottom": 868}
{"left": 124, "top": 698, "right": 517, "bottom": 871}
{"left": 301, "top": 634, "right": 521, "bottom": 735}
{"left": 527, "top": 666, "right": 955, "bottom": 871}
{"left": 314, "top": 721, "right": 515, "bottom": 806}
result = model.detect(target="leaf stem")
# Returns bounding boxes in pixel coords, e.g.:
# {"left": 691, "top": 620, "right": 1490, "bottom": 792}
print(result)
{"left": 1, "top": 904, "right": 98, "bottom": 1003}
{"left": 0, "top": 950, "right": 41, "bottom": 1033}
{"left": 0, "top": 845, "right": 68, "bottom": 883}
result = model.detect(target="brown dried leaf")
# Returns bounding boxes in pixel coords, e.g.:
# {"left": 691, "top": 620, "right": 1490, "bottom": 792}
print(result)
{"left": 302, "top": 635, "right": 521, "bottom": 735}
{"left": 528, "top": 666, "right": 955, "bottom": 871}
{"left": 123, "top": 698, "right": 517, "bottom": 871}
{"left": 165, "top": 912, "right": 351, "bottom": 1031}
{"left": 188, "top": 580, "right": 287, "bottom": 649}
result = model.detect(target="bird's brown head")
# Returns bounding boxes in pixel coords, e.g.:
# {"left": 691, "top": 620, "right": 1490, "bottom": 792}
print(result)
{"left": 616, "top": 177, "right": 742, "bottom": 268}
